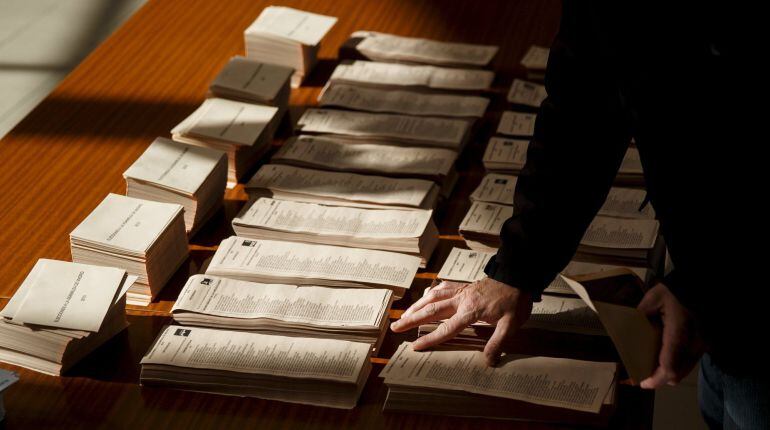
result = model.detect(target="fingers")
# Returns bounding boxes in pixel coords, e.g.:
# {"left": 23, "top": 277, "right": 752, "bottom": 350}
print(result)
{"left": 412, "top": 311, "right": 477, "bottom": 350}
{"left": 483, "top": 314, "right": 517, "bottom": 366}
{"left": 432, "top": 280, "right": 468, "bottom": 291}
{"left": 640, "top": 301, "right": 690, "bottom": 388}
{"left": 401, "top": 286, "right": 463, "bottom": 319}
{"left": 640, "top": 365, "right": 674, "bottom": 389}
{"left": 391, "top": 298, "right": 459, "bottom": 333}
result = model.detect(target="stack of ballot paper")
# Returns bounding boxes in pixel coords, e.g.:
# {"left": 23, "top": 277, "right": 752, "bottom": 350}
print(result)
{"left": 172, "top": 274, "right": 393, "bottom": 349}
{"left": 381, "top": 343, "right": 618, "bottom": 425}
{"left": 123, "top": 137, "right": 228, "bottom": 235}
{"left": 70, "top": 194, "right": 189, "bottom": 306}
{"left": 470, "top": 174, "right": 655, "bottom": 220}
{"left": 507, "top": 79, "right": 547, "bottom": 107}
{"left": 339, "top": 31, "right": 498, "bottom": 67}
{"left": 271, "top": 135, "right": 459, "bottom": 190}
{"left": 617, "top": 146, "right": 645, "bottom": 186}
{"left": 206, "top": 237, "right": 420, "bottom": 299}
{"left": 171, "top": 98, "right": 279, "bottom": 187}
{"left": 482, "top": 137, "right": 530, "bottom": 173}
{"left": 459, "top": 203, "right": 663, "bottom": 267}
{"left": 231, "top": 198, "right": 439, "bottom": 267}
{"left": 330, "top": 60, "right": 494, "bottom": 92}
{"left": 435, "top": 247, "right": 651, "bottom": 296}
{"left": 209, "top": 56, "right": 292, "bottom": 112}
{"left": 497, "top": 111, "right": 537, "bottom": 137}
{"left": 520, "top": 45, "right": 550, "bottom": 80}
{"left": 577, "top": 216, "right": 664, "bottom": 267}
{"left": 245, "top": 164, "right": 441, "bottom": 210}
{"left": 318, "top": 84, "right": 489, "bottom": 118}
{"left": 244, "top": 6, "right": 337, "bottom": 87}
{"left": 296, "top": 108, "right": 472, "bottom": 151}
{"left": 141, "top": 325, "right": 371, "bottom": 409}
{"left": 0, "top": 369, "right": 18, "bottom": 421}
{"left": 0, "top": 260, "right": 135, "bottom": 375}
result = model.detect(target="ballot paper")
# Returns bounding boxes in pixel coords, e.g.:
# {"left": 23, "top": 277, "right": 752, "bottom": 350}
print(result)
{"left": 520, "top": 45, "right": 550, "bottom": 71}
{"left": 470, "top": 174, "right": 518, "bottom": 205}
{"left": 482, "top": 137, "right": 530, "bottom": 173}
{"left": 329, "top": 60, "right": 494, "bottom": 91}
{"left": 497, "top": 111, "right": 537, "bottom": 137}
{"left": 5, "top": 260, "right": 128, "bottom": 332}
{"left": 69, "top": 193, "right": 188, "bottom": 306}
{"left": 272, "top": 135, "right": 457, "bottom": 180}
{"left": 209, "top": 56, "right": 293, "bottom": 108}
{"left": 601, "top": 187, "right": 655, "bottom": 219}
{"left": 244, "top": 7, "right": 337, "bottom": 87}
{"left": 382, "top": 343, "right": 617, "bottom": 414}
{"left": 141, "top": 325, "right": 371, "bottom": 408}
{"left": 232, "top": 198, "right": 439, "bottom": 266}
{"left": 318, "top": 84, "right": 489, "bottom": 118}
{"left": 296, "top": 108, "right": 471, "bottom": 150}
{"left": 206, "top": 237, "right": 420, "bottom": 297}
{"left": 245, "top": 164, "right": 440, "bottom": 210}
{"left": 348, "top": 31, "right": 498, "bottom": 66}
{"left": 234, "top": 198, "right": 432, "bottom": 240}
{"left": 172, "top": 98, "right": 276, "bottom": 147}
{"left": 582, "top": 217, "right": 659, "bottom": 250}
{"left": 0, "top": 259, "right": 134, "bottom": 375}
{"left": 70, "top": 193, "right": 182, "bottom": 255}
{"left": 435, "top": 248, "right": 651, "bottom": 295}
{"left": 123, "top": 137, "right": 227, "bottom": 233}
{"left": 459, "top": 202, "right": 512, "bottom": 234}
{"left": 173, "top": 275, "right": 391, "bottom": 329}
{"left": 507, "top": 79, "right": 547, "bottom": 107}
{"left": 558, "top": 276, "right": 659, "bottom": 384}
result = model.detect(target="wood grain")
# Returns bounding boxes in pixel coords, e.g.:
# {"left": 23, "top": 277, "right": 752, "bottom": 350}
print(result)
{"left": 0, "top": 0, "right": 653, "bottom": 428}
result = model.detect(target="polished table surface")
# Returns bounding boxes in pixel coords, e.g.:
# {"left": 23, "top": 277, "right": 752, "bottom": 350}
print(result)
{"left": 0, "top": 0, "right": 653, "bottom": 428}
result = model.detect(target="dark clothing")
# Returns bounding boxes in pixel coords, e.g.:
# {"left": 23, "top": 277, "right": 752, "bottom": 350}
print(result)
{"left": 484, "top": 1, "right": 760, "bottom": 374}
{"left": 699, "top": 354, "right": 770, "bottom": 429}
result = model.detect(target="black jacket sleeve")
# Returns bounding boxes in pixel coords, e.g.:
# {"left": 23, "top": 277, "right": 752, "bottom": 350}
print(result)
{"left": 484, "top": 2, "right": 633, "bottom": 299}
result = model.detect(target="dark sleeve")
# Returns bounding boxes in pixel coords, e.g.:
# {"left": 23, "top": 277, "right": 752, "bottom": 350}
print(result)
{"left": 484, "top": 2, "right": 633, "bottom": 299}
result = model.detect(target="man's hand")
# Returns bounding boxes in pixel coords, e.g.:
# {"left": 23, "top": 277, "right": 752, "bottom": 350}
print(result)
{"left": 637, "top": 283, "right": 703, "bottom": 389}
{"left": 390, "top": 277, "right": 533, "bottom": 366}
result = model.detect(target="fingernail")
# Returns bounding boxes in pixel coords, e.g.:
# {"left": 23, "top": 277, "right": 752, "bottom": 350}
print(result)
{"left": 390, "top": 321, "right": 400, "bottom": 331}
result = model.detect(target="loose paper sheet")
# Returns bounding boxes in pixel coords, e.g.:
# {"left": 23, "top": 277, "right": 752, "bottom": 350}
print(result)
{"left": 330, "top": 61, "right": 494, "bottom": 91}
{"left": 497, "top": 111, "right": 536, "bottom": 137}
{"left": 506, "top": 79, "right": 547, "bottom": 107}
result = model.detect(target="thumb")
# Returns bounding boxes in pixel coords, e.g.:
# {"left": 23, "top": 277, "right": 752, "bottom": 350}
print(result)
{"left": 483, "top": 314, "right": 516, "bottom": 366}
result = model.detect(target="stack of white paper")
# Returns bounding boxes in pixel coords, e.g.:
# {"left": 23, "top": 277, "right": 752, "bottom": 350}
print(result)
{"left": 141, "top": 325, "right": 371, "bottom": 409}
{"left": 123, "top": 138, "right": 227, "bottom": 235}
{"left": 171, "top": 98, "right": 279, "bottom": 187}
{"left": 577, "top": 216, "right": 664, "bottom": 267}
{"left": 271, "top": 135, "right": 458, "bottom": 189}
{"left": 435, "top": 247, "right": 650, "bottom": 296}
{"left": 507, "top": 79, "right": 547, "bottom": 107}
{"left": 296, "top": 108, "right": 472, "bottom": 151}
{"left": 470, "top": 175, "right": 655, "bottom": 220}
{"left": 520, "top": 45, "right": 550, "bottom": 80}
{"left": 206, "top": 236, "right": 420, "bottom": 298}
{"left": 381, "top": 343, "right": 618, "bottom": 424}
{"left": 0, "top": 369, "right": 18, "bottom": 420}
{"left": 318, "top": 83, "right": 489, "bottom": 118}
{"left": 482, "top": 137, "right": 530, "bottom": 173}
{"left": 172, "top": 274, "right": 393, "bottom": 349}
{"left": 330, "top": 60, "right": 494, "bottom": 92}
{"left": 245, "top": 164, "right": 441, "bottom": 210}
{"left": 69, "top": 194, "right": 189, "bottom": 306}
{"left": 0, "top": 260, "right": 135, "bottom": 375}
{"left": 209, "top": 56, "right": 292, "bottom": 113}
{"left": 459, "top": 202, "right": 662, "bottom": 266}
{"left": 497, "top": 111, "right": 537, "bottom": 137}
{"left": 244, "top": 6, "right": 337, "bottom": 87}
{"left": 342, "top": 31, "right": 498, "bottom": 67}
{"left": 231, "top": 198, "right": 439, "bottom": 267}
{"left": 617, "top": 146, "right": 645, "bottom": 186}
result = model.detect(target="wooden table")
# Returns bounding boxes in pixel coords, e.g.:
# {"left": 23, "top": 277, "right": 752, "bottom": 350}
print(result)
{"left": 0, "top": 0, "right": 653, "bottom": 428}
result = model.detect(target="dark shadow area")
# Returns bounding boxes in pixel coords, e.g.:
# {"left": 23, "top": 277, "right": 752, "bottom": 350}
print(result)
{"left": 301, "top": 58, "right": 340, "bottom": 88}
